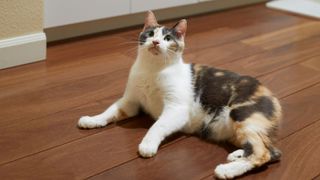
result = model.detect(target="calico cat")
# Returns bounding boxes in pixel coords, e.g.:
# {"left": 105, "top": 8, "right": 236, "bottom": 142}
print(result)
{"left": 78, "top": 11, "right": 282, "bottom": 179}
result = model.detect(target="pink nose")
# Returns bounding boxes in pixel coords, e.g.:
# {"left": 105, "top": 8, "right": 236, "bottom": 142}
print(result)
{"left": 152, "top": 40, "right": 160, "bottom": 46}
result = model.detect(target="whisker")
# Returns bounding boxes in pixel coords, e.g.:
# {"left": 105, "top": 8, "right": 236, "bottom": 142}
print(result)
{"left": 117, "top": 41, "right": 143, "bottom": 46}
{"left": 123, "top": 46, "right": 140, "bottom": 56}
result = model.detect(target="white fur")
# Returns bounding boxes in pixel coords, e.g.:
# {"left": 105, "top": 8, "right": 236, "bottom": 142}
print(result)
{"left": 214, "top": 160, "right": 254, "bottom": 179}
{"left": 206, "top": 107, "right": 234, "bottom": 141}
{"left": 227, "top": 149, "right": 245, "bottom": 162}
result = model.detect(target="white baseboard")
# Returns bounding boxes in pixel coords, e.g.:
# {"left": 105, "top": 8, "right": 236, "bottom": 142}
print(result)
{"left": 0, "top": 32, "right": 46, "bottom": 69}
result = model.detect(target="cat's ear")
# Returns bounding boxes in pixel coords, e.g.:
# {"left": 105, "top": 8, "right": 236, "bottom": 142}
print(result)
{"left": 143, "top": 11, "right": 158, "bottom": 31}
{"left": 173, "top": 19, "right": 187, "bottom": 38}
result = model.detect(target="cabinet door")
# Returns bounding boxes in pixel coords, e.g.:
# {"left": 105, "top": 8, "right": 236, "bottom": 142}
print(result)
{"left": 44, "top": 0, "right": 130, "bottom": 28}
{"left": 131, "top": 0, "right": 198, "bottom": 13}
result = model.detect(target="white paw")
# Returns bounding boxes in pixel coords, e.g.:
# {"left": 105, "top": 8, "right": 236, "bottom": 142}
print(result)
{"left": 214, "top": 160, "right": 253, "bottom": 179}
{"left": 227, "top": 149, "right": 245, "bottom": 162}
{"left": 138, "top": 140, "right": 158, "bottom": 158}
{"left": 78, "top": 116, "right": 107, "bottom": 129}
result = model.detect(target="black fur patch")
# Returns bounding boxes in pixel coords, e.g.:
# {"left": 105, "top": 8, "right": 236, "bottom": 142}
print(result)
{"left": 230, "top": 107, "right": 252, "bottom": 122}
{"left": 258, "top": 96, "right": 275, "bottom": 118}
{"left": 194, "top": 66, "right": 234, "bottom": 114}
{"left": 192, "top": 65, "right": 260, "bottom": 116}
{"left": 162, "top": 27, "right": 180, "bottom": 39}
{"left": 232, "top": 76, "right": 260, "bottom": 104}
{"left": 230, "top": 96, "right": 275, "bottom": 122}
{"left": 199, "top": 123, "right": 211, "bottom": 139}
{"left": 162, "top": 27, "right": 181, "bottom": 51}
{"left": 268, "top": 146, "right": 282, "bottom": 162}
{"left": 243, "top": 142, "right": 253, "bottom": 157}
{"left": 139, "top": 26, "right": 158, "bottom": 45}
{"left": 190, "top": 63, "right": 195, "bottom": 74}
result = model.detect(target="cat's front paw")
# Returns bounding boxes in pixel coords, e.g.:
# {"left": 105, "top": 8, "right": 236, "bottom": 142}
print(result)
{"left": 78, "top": 116, "right": 107, "bottom": 129}
{"left": 138, "top": 140, "right": 158, "bottom": 158}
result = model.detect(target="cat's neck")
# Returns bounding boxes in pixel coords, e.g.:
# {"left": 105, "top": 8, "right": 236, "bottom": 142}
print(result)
{"left": 136, "top": 50, "right": 184, "bottom": 72}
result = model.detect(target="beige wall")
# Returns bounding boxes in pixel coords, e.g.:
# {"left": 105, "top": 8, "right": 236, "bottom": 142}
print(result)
{"left": 0, "top": 0, "right": 43, "bottom": 40}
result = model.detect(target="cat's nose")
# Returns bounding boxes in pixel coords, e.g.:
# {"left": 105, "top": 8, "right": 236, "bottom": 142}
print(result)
{"left": 152, "top": 40, "right": 160, "bottom": 46}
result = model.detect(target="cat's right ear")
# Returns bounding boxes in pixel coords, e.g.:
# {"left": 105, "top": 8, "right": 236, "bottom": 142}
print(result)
{"left": 173, "top": 19, "right": 187, "bottom": 38}
{"left": 143, "top": 11, "right": 158, "bottom": 31}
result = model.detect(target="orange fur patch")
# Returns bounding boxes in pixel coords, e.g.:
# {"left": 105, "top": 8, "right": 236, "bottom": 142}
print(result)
{"left": 253, "top": 85, "right": 273, "bottom": 98}
{"left": 118, "top": 108, "right": 128, "bottom": 120}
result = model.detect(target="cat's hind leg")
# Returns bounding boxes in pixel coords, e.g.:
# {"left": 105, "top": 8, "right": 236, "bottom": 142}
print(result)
{"left": 214, "top": 113, "right": 281, "bottom": 179}
{"left": 78, "top": 98, "right": 139, "bottom": 129}
{"left": 215, "top": 136, "right": 271, "bottom": 179}
{"left": 227, "top": 145, "right": 281, "bottom": 163}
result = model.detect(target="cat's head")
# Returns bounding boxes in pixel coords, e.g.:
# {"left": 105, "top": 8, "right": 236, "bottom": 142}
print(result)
{"left": 138, "top": 11, "right": 187, "bottom": 57}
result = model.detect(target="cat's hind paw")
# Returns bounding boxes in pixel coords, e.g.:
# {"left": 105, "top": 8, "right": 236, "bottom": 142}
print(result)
{"left": 78, "top": 116, "right": 107, "bottom": 129}
{"left": 138, "top": 140, "right": 158, "bottom": 158}
{"left": 227, "top": 149, "right": 245, "bottom": 162}
{"left": 214, "top": 160, "right": 253, "bottom": 179}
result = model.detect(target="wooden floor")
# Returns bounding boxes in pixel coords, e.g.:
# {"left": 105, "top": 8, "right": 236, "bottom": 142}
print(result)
{"left": 1, "top": 4, "right": 320, "bottom": 180}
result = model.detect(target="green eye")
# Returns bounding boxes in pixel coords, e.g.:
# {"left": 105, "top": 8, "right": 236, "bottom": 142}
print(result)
{"left": 164, "top": 35, "right": 171, "bottom": 41}
{"left": 148, "top": 31, "right": 154, "bottom": 37}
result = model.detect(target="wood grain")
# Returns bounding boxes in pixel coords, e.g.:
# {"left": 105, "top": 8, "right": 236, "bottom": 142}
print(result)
{"left": 258, "top": 57, "right": 320, "bottom": 98}
{"left": 242, "top": 22, "right": 320, "bottom": 50}
{"left": 279, "top": 84, "right": 320, "bottom": 138}
{"left": 184, "top": 42, "right": 263, "bottom": 65}
{"left": 90, "top": 137, "right": 228, "bottom": 180}
{"left": 301, "top": 56, "right": 320, "bottom": 71}
{"left": 0, "top": 53, "right": 133, "bottom": 126}
{"left": 0, "top": 99, "right": 114, "bottom": 164}
{"left": 220, "top": 35, "right": 320, "bottom": 77}
{"left": 0, "top": 116, "right": 153, "bottom": 180}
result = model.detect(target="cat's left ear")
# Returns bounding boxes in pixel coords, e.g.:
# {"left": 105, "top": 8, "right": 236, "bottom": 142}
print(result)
{"left": 173, "top": 19, "right": 187, "bottom": 38}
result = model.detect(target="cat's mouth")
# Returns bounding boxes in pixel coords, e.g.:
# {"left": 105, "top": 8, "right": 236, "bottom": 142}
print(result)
{"left": 148, "top": 46, "right": 161, "bottom": 55}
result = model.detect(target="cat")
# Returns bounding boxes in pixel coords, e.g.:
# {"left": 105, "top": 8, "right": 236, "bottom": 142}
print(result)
{"left": 78, "top": 11, "right": 282, "bottom": 179}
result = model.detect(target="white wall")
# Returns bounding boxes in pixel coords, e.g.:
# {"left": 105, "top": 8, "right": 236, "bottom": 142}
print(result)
{"left": 45, "top": 0, "right": 267, "bottom": 42}
{"left": 44, "top": 0, "right": 199, "bottom": 28}
{"left": 44, "top": 0, "right": 130, "bottom": 28}
{"left": 0, "top": 0, "right": 46, "bottom": 69}
{"left": 130, "top": 0, "right": 197, "bottom": 13}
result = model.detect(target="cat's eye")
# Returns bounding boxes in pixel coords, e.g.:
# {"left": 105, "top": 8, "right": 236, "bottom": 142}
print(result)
{"left": 148, "top": 31, "right": 154, "bottom": 37}
{"left": 164, "top": 35, "right": 171, "bottom": 41}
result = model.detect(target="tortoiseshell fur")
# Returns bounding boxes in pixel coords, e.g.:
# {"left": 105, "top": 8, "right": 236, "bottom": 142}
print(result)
{"left": 191, "top": 64, "right": 282, "bottom": 167}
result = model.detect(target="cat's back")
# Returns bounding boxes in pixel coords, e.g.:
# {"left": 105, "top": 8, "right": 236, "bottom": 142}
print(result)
{"left": 191, "top": 64, "right": 261, "bottom": 109}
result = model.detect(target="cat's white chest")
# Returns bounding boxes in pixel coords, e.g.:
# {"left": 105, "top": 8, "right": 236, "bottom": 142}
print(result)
{"left": 135, "top": 74, "right": 164, "bottom": 119}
